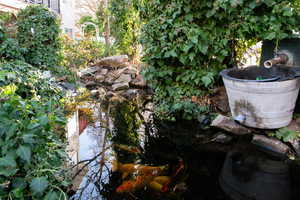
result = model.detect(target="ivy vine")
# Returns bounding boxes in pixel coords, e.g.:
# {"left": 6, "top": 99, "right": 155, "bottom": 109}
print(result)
{"left": 17, "top": 5, "right": 61, "bottom": 68}
{"left": 141, "top": 0, "right": 300, "bottom": 120}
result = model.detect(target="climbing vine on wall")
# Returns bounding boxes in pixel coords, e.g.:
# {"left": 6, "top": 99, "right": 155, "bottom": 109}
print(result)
{"left": 141, "top": 0, "right": 300, "bottom": 120}
{"left": 17, "top": 5, "right": 61, "bottom": 68}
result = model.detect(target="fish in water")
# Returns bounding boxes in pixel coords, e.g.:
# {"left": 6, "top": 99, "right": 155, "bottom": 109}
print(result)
{"left": 112, "top": 161, "right": 168, "bottom": 179}
{"left": 149, "top": 176, "right": 172, "bottom": 192}
{"left": 116, "top": 175, "right": 172, "bottom": 193}
{"left": 116, "top": 175, "right": 157, "bottom": 193}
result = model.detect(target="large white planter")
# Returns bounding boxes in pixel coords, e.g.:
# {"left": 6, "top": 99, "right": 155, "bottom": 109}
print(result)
{"left": 221, "top": 69, "right": 300, "bottom": 129}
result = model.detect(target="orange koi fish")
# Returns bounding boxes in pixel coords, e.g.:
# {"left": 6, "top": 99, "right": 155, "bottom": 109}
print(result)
{"left": 116, "top": 176, "right": 152, "bottom": 193}
{"left": 149, "top": 176, "right": 172, "bottom": 192}
{"left": 113, "top": 161, "right": 168, "bottom": 178}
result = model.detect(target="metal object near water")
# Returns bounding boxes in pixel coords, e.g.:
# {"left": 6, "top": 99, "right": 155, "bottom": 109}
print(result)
{"left": 219, "top": 151, "right": 291, "bottom": 200}
{"left": 263, "top": 51, "right": 290, "bottom": 68}
{"left": 221, "top": 67, "right": 300, "bottom": 129}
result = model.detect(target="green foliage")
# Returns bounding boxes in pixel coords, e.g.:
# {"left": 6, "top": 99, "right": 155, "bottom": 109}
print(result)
{"left": 110, "top": 0, "right": 142, "bottom": 58}
{"left": 141, "top": 0, "right": 300, "bottom": 120}
{"left": 271, "top": 128, "right": 300, "bottom": 142}
{"left": 0, "top": 38, "right": 25, "bottom": 61}
{"left": 62, "top": 35, "right": 105, "bottom": 69}
{"left": 17, "top": 5, "right": 61, "bottom": 68}
{"left": 0, "top": 61, "right": 70, "bottom": 199}
{"left": 111, "top": 101, "right": 142, "bottom": 162}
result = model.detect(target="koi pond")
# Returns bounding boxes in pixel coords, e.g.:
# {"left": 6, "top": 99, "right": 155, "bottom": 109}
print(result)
{"left": 67, "top": 98, "right": 300, "bottom": 200}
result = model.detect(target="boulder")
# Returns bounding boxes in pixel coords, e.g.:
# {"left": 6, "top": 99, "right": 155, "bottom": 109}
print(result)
{"left": 252, "top": 134, "right": 292, "bottom": 158}
{"left": 85, "top": 81, "right": 97, "bottom": 88}
{"left": 124, "top": 67, "right": 138, "bottom": 75}
{"left": 211, "top": 114, "right": 252, "bottom": 135}
{"left": 112, "top": 82, "right": 129, "bottom": 91}
{"left": 115, "top": 74, "right": 132, "bottom": 83}
{"left": 99, "top": 68, "right": 108, "bottom": 75}
{"left": 78, "top": 66, "right": 101, "bottom": 77}
{"left": 95, "top": 74, "right": 105, "bottom": 82}
{"left": 121, "top": 89, "right": 139, "bottom": 99}
{"left": 105, "top": 74, "right": 118, "bottom": 85}
{"left": 93, "top": 55, "right": 129, "bottom": 68}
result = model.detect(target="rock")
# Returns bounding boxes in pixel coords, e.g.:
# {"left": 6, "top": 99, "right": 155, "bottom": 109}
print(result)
{"left": 130, "top": 75, "right": 147, "bottom": 88}
{"left": 99, "top": 68, "right": 108, "bottom": 75}
{"left": 106, "top": 91, "right": 116, "bottom": 98}
{"left": 90, "top": 89, "right": 99, "bottom": 97}
{"left": 124, "top": 67, "right": 138, "bottom": 75}
{"left": 122, "top": 89, "right": 139, "bottom": 99}
{"left": 289, "top": 138, "right": 300, "bottom": 157}
{"left": 93, "top": 55, "right": 129, "bottom": 68}
{"left": 112, "top": 82, "right": 129, "bottom": 91}
{"left": 211, "top": 114, "right": 252, "bottom": 135}
{"left": 252, "top": 134, "right": 292, "bottom": 158}
{"left": 211, "top": 133, "right": 233, "bottom": 144}
{"left": 85, "top": 81, "right": 97, "bottom": 88}
{"left": 210, "top": 87, "right": 230, "bottom": 114}
{"left": 59, "top": 82, "right": 76, "bottom": 91}
{"left": 78, "top": 66, "right": 101, "bottom": 77}
{"left": 115, "top": 74, "right": 132, "bottom": 83}
{"left": 105, "top": 74, "right": 118, "bottom": 85}
{"left": 98, "top": 88, "right": 107, "bottom": 99}
{"left": 95, "top": 74, "right": 105, "bottom": 82}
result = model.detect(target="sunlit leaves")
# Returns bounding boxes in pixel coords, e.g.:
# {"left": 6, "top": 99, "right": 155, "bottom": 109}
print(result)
{"left": 0, "top": 61, "right": 69, "bottom": 198}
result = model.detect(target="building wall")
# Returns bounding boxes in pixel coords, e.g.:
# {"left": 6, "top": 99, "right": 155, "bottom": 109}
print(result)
{"left": 0, "top": 0, "right": 27, "bottom": 13}
{"left": 60, "top": 0, "right": 78, "bottom": 38}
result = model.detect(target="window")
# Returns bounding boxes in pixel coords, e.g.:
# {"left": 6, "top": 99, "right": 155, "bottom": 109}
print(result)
{"left": 24, "top": 0, "right": 60, "bottom": 14}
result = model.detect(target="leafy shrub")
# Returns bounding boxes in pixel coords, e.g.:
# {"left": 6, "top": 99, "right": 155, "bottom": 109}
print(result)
{"left": 17, "top": 5, "right": 61, "bottom": 68}
{"left": 0, "top": 61, "right": 70, "bottom": 199}
{"left": 62, "top": 35, "right": 105, "bottom": 69}
{"left": 0, "top": 38, "right": 25, "bottom": 61}
{"left": 141, "top": 0, "right": 300, "bottom": 120}
{"left": 110, "top": 0, "right": 142, "bottom": 58}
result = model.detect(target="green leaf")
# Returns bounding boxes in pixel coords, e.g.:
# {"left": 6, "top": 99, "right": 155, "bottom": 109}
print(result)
{"left": 44, "top": 190, "right": 60, "bottom": 200}
{"left": 30, "top": 177, "right": 49, "bottom": 195}
{"left": 265, "top": 32, "right": 276, "bottom": 40}
{"left": 17, "top": 145, "right": 31, "bottom": 163}
{"left": 283, "top": 9, "right": 293, "bottom": 17}
{"left": 201, "top": 76, "right": 212, "bottom": 87}
{"left": 164, "top": 50, "right": 177, "bottom": 58}
{"left": 0, "top": 155, "right": 16, "bottom": 167}
{"left": 39, "top": 115, "right": 49, "bottom": 126}
{"left": 22, "top": 134, "right": 36, "bottom": 144}
{"left": 199, "top": 44, "right": 208, "bottom": 54}
{"left": 27, "top": 122, "right": 40, "bottom": 130}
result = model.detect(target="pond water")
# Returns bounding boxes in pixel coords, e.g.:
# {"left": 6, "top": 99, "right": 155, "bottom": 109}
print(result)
{"left": 68, "top": 100, "right": 300, "bottom": 200}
